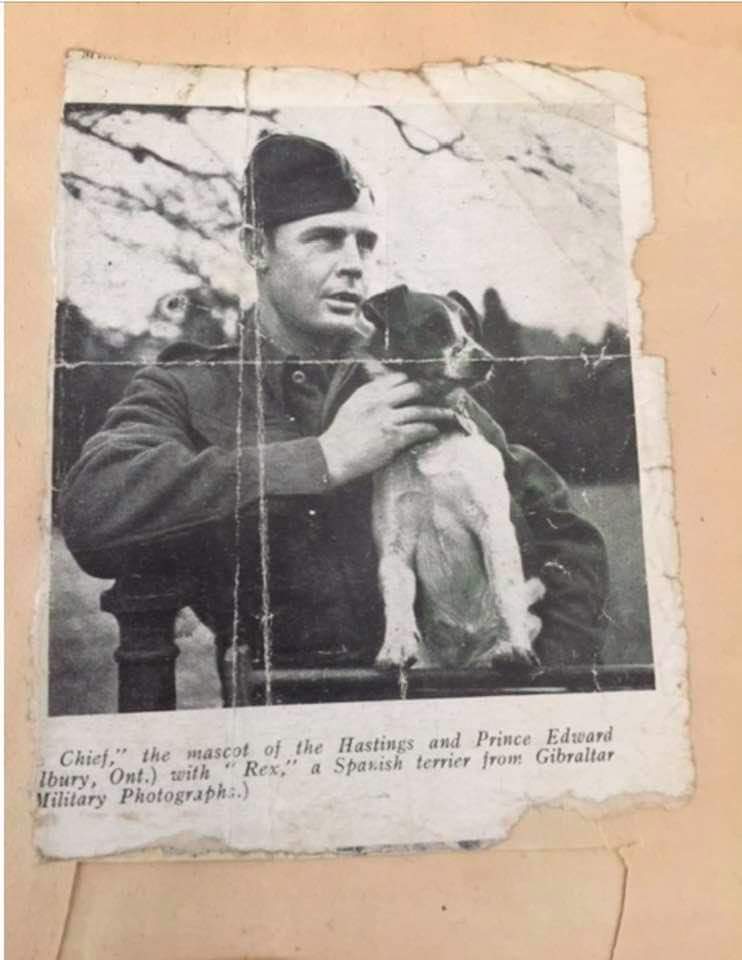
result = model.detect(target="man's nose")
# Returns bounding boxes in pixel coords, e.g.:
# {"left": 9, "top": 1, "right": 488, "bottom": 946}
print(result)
{"left": 336, "top": 238, "right": 365, "bottom": 279}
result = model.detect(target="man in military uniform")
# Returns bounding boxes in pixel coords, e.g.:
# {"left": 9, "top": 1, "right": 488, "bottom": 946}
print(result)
{"left": 61, "top": 133, "right": 608, "bottom": 705}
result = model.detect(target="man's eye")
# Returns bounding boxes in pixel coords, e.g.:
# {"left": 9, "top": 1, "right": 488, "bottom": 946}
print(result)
{"left": 424, "top": 311, "right": 452, "bottom": 341}
{"left": 358, "top": 234, "right": 377, "bottom": 253}
{"left": 305, "top": 232, "right": 340, "bottom": 249}
{"left": 313, "top": 235, "right": 336, "bottom": 248}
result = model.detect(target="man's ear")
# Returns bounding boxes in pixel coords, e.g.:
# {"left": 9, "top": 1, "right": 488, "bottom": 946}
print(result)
{"left": 240, "top": 224, "right": 270, "bottom": 273}
{"left": 447, "top": 289, "right": 483, "bottom": 342}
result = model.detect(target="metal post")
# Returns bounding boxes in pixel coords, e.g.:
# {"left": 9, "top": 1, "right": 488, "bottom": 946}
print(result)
{"left": 101, "top": 579, "right": 188, "bottom": 712}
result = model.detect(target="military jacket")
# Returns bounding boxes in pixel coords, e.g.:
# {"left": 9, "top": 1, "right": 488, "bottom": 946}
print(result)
{"left": 61, "top": 327, "right": 609, "bottom": 669}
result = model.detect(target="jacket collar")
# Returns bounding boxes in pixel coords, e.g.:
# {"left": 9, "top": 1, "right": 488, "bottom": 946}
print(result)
{"left": 239, "top": 306, "right": 368, "bottom": 424}
{"left": 239, "top": 307, "right": 288, "bottom": 408}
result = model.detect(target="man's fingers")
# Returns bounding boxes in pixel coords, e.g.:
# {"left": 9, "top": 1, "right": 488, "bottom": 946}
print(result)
{"left": 393, "top": 405, "right": 455, "bottom": 425}
{"left": 350, "top": 373, "right": 412, "bottom": 404}
{"left": 393, "top": 422, "right": 441, "bottom": 448}
{"left": 349, "top": 375, "right": 434, "bottom": 410}
{"left": 366, "top": 371, "right": 410, "bottom": 392}
{"left": 383, "top": 380, "right": 425, "bottom": 406}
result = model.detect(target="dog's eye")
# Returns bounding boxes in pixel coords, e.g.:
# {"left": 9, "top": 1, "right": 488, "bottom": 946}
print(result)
{"left": 423, "top": 310, "right": 451, "bottom": 341}
{"left": 460, "top": 314, "right": 476, "bottom": 338}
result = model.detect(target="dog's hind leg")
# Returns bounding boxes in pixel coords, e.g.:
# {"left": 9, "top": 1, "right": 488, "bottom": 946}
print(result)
{"left": 478, "top": 515, "right": 541, "bottom": 666}
{"left": 459, "top": 439, "right": 541, "bottom": 665}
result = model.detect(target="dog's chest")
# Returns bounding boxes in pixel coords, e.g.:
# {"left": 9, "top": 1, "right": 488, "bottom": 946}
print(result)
{"left": 412, "top": 431, "right": 508, "bottom": 508}
{"left": 374, "top": 432, "right": 510, "bottom": 540}
{"left": 404, "top": 433, "right": 518, "bottom": 659}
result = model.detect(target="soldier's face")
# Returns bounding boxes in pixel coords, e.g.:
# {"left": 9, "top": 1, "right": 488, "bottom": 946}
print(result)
{"left": 258, "top": 194, "right": 379, "bottom": 344}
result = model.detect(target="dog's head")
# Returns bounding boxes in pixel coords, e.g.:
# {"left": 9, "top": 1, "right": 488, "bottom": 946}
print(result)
{"left": 361, "top": 285, "right": 494, "bottom": 386}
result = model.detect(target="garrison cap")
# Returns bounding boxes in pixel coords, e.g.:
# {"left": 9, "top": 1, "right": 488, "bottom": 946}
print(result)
{"left": 243, "top": 133, "right": 371, "bottom": 228}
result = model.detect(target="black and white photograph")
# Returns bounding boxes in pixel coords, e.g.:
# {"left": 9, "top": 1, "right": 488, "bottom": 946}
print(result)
{"left": 49, "top": 65, "right": 656, "bottom": 716}
{"left": 36, "top": 56, "right": 691, "bottom": 860}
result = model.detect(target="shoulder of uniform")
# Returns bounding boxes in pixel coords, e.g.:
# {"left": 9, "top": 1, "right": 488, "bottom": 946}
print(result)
{"left": 509, "top": 443, "right": 570, "bottom": 502}
{"left": 508, "top": 442, "right": 541, "bottom": 465}
{"left": 509, "top": 443, "right": 557, "bottom": 477}
{"left": 156, "top": 340, "right": 238, "bottom": 363}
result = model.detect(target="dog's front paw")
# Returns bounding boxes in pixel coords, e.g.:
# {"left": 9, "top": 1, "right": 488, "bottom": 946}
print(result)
{"left": 524, "top": 576, "right": 546, "bottom": 606}
{"left": 490, "top": 641, "right": 541, "bottom": 672}
{"left": 375, "top": 630, "right": 422, "bottom": 669}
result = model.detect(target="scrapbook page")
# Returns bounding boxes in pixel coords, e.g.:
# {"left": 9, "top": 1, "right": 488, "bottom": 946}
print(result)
{"left": 37, "top": 52, "right": 691, "bottom": 860}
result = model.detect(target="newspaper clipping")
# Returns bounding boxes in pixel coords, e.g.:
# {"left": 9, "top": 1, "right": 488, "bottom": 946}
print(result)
{"left": 37, "top": 54, "right": 692, "bottom": 859}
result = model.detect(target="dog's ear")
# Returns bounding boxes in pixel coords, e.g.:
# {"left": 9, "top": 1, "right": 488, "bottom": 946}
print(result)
{"left": 362, "top": 285, "right": 410, "bottom": 356}
{"left": 447, "top": 289, "right": 483, "bottom": 342}
{"left": 362, "top": 285, "right": 410, "bottom": 331}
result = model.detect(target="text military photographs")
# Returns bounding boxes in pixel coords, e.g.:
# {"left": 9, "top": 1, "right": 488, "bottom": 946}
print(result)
{"left": 50, "top": 98, "right": 654, "bottom": 716}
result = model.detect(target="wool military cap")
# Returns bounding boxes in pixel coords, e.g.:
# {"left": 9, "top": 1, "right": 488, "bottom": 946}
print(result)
{"left": 243, "top": 133, "right": 371, "bottom": 228}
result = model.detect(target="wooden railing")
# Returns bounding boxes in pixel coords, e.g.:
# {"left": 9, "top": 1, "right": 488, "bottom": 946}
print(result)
{"left": 101, "top": 581, "right": 655, "bottom": 712}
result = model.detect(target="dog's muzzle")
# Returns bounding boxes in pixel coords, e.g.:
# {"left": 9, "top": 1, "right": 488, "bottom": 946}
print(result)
{"left": 443, "top": 341, "right": 495, "bottom": 383}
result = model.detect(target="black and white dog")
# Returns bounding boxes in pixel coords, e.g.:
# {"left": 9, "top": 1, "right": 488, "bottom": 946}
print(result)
{"left": 361, "top": 285, "right": 544, "bottom": 670}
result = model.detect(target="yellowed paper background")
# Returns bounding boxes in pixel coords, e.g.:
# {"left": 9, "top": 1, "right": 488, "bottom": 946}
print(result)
{"left": 7, "top": 4, "right": 741, "bottom": 957}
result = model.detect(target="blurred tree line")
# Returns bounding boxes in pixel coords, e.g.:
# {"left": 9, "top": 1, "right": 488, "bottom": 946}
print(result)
{"left": 53, "top": 283, "right": 636, "bottom": 519}
{"left": 475, "top": 288, "right": 636, "bottom": 484}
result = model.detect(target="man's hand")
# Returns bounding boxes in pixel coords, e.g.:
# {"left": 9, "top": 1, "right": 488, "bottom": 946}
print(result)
{"left": 319, "top": 372, "right": 455, "bottom": 488}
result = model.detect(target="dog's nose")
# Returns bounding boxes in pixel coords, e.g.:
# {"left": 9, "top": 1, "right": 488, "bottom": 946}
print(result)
{"left": 445, "top": 339, "right": 496, "bottom": 383}
{"left": 459, "top": 342, "right": 495, "bottom": 371}
{"left": 467, "top": 342, "right": 495, "bottom": 364}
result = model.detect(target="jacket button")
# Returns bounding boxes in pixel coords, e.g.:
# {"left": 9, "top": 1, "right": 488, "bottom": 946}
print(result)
{"left": 291, "top": 370, "right": 307, "bottom": 385}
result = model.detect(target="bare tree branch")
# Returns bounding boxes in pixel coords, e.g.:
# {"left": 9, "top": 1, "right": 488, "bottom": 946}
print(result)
{"left": 64, "top": 112, "right": 241, "bottom": 191}
{"left": 168, "top": 252, "right": 215, "bottom": 287}
{"left": 61, "top": 172, "right": 216, "bottom": 241}
{"left": 369, "top": 105, "right": 478, "bottom": 161}
{"left": 249, "top": 109, "right": 280, "bottom": 123}
{"left": 70, "top": 185, "right": 221, "bottom": 288}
